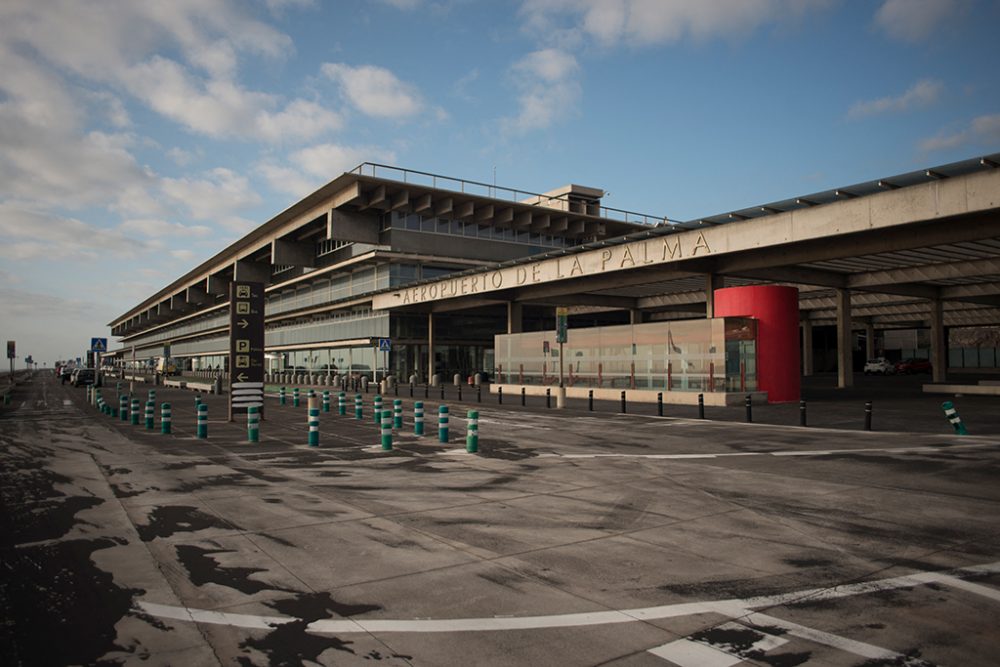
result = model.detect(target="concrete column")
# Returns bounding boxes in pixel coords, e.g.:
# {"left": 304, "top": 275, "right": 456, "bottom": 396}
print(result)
{"left": 630, "top": 309, "right": 642, "bottom": 325}
{"left": 864, "top": 322, "right": 876, "bottom": 361}
{"left": 930, "top": 299, "right": 946, "bottom": 383}
{"left": 705, "top": 273, "right": 724, "bottom": 318}
{"left": 836, "top": 288, "right": 853, "bottom": 388}
{"left": 801, "top": 319, "right": 814, "bottom": 377}
{"left": 507, "top": 302, "right": 523, "bottom": 334}
{"left": 427, "top": 312, "right": 435, "bottom": 382}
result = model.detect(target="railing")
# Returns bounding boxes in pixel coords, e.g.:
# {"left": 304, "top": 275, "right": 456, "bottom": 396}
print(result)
{"left": 350, "top": 162, "right": 679, "bottom": 228}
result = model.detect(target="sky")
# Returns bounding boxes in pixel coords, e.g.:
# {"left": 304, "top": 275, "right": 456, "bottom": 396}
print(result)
{"left": 1, "top": 0, "right": 999, "bottom": 366}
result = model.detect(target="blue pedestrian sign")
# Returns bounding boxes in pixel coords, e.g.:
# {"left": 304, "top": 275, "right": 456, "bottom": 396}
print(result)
{"left": 90, "top": 337, "right": 108, "bottom": 352}
{"left": 378, "top": 337, "right": 391, "bottom": 351}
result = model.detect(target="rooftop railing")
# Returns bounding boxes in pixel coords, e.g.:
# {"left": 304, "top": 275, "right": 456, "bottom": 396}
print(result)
{"left": 349, "top": 162, "right": 679, "bottom": 228}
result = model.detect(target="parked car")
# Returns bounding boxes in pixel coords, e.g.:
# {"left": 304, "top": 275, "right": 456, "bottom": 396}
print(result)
{"left": 895, "top": 358, "right": 932, "bottom": 374}
{"left": 863, "top": 358, "right": 895, "bottom": 375}
{"left": 71, "top": 368, "right": 96, "bottom": 387}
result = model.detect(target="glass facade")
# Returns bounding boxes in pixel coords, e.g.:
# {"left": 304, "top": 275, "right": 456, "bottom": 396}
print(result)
{"left": 495, "top": 318, "right": 758, "bottom": 393}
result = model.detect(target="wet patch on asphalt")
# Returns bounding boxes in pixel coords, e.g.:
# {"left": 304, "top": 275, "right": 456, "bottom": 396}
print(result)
{"left": 237, "top": 591, "right": 383, "bottom": 665}
{"left": 135, "top": 505, "right": 238, "bottom": 542}
{"left": 176, "top": 544, "right": 290, "bottom": 595}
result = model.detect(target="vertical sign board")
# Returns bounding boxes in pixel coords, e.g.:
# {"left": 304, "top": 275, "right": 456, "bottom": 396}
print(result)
{"left": 6, "top": 341, "right": 14, "bottom": 359}
{"left": 229, "top": 282, "right": 265, "bottom": 421}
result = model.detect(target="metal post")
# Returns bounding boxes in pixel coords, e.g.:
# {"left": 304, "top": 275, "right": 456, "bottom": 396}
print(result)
{"left": 131, "top": 398, "right": 140, "bottom": 426}
{"left": 438, "top": 405, "right": 449, "bottom": 443}
{"left": 380, "top": 409, "right": 392, "bottom": 450}
{"left": 466, "top": 410, "right": 479, "bottom": 453}
{"left": 546, "top": 387, "right": 551, "bottom": 408}
{"left": 322, "top": 390, "right": 330, "bottom": 413}
{"left": 414, "top": 401, "right": 425, "bottom": 436}
{"left": 498, "top": 387, "right": 503, "bottom": 404}
{"left": 620, "top": 390, "right": 626, "bottom": 414}
{"left": 477, "top": 385, "right": 481, "bottom": 403}
{"left": 354, "top": 394, "right": 363, "bottom": 420}
{"left": 521, "top": 387, "right": 525, "bottom": 406}
{"left": 308, "top": 405, "right": 319, "bottom": 447}
{"left": 744, "top": 395, "right": 752, "bottom": 423}
{"left": 197, "top": 402, "right": 208, "bottom": 438}
{"left": 941, "top": 401, "right": 968, "bottom": 435}
{"left": 864, "top": 401, "right": 872, "bottom": 431}
{"left": 458, "top": 383, "right": 462, "bottom": 401}
{"left": 440, "top": 384, "right": 445, "bottom": 400}
{"left": 588, "top": 389, "right": 593, "bottom": 411}
{"left": 247, "top": 405, "right": 259, "bottom": 442}
{"left": 409, "top": 382, "right": 414, "bottom": 397}
{"left": 799, "top": 400, "right": 807, "bottom": 427}
{"left": 424, "top": 383, "right": 429, "bottom": 398}
{"left": 657, "top": 392, "right": 663, "bottom": 417}
{"left": 161, "top": 403, "right": 171, "bottom": 434}
{"left": 698, "top": 393, "right": 705, "bottom": 419}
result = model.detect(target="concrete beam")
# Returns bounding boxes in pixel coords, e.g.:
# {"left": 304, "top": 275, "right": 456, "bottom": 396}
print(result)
{"left": 522, "top": 293, "right": 637, "bottom": 310}
{"left": 271, "top": 238, "right": 315, "bottom": 268}
{"left": 328, "top": 209, "right": 379, "bottom": 243}
{"left": 529, "top": 214, "right": 551, "bottom": 232}
{"left": 205, "top": 274, "right": 230, "bottom": 297}
{"left": 474, "top": 204, "right": 494, "bottom": 226}
{"left": 930, "top": 300, "right": 945, "bottom": 383}
{"left": 434, "top": 197, "right": 453, "bottom": 217}
{"left": 705, "top": 274, "right": 724, "bottom": 318}
{"left": 513, "top": 211, "right": 532, "bottom": 230}
{"left": 836, "top": 288, "right": 852, "bottom": 388}
{"left": 186, "top": 285, "right": 211, "bottom": 306}
{"left": 455, "top": 200, "right": 475, "bottom": 219}
{"left": 331, "top": 182, "right": 362, "bottom": 208}
{"left": 495, "top": 208, "right": 514, "bottom": 226}
{"left": 360, "top": 184, "right": 386, "bottom": 210}
{"left": 413, "top": 193, "right": 432, "bottom": 214}
{"left": 850, "top": 257, "right": 1000, "bottom": 289}
{"left": 637, "top": 290, "right": 708, "bottom": 310}
{"left": 390, "top": 190, "right": 409, "bottom": 212}
{"left": 233, "top": 259, "right": 270, "bottom": 284}
{"left": 550, "top": 217, "right": 569, "bottom": 233}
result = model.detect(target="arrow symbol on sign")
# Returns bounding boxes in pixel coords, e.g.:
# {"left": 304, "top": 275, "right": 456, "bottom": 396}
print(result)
{"left": 236, "top": 373, "right": 248, "bottom": 382}
{"left": 237, "top": 319, "right": 249, "bottom": 329}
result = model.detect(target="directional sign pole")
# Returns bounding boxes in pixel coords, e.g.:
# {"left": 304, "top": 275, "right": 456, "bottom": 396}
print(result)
{"left": 228, "top": 282, "right": 265, "bottom": 423}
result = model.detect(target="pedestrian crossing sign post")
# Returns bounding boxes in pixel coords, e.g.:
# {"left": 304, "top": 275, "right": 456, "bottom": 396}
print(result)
{"left": 378, "top": 338, "right": 391, "bottom": 351}
{"left": 90, "top": 338, "right": 107, "bottom": 353}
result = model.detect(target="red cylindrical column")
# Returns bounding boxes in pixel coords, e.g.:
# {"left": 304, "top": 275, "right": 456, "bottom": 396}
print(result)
{"left": 714, "top": 285, "right": 800, "bottom": 403}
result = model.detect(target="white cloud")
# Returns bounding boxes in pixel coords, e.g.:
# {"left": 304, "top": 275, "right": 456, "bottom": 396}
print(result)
{"left": 874, "top": 0, "right": 973, "bottom": 43}
{"left": 502, "top": 48, "right": 580, "bottom": 134}
{"left": 118, "top": 219, "right": 213, "bottom": 238}
{"left": 519, "top": 0, "right": 833, "bottom": 47}
{"left": 322, "top": 63, "right": 424, "bottom": 119}
{"left": 258, "top": 143, "right": 397, "bottom": 197}
{"left": 166, "top": 147, "right": 199, "bottom": 166}
{"left": 256, "top": 99, "right": 342, "bottom": 142}
{"left": 377, "top": 0, "right": 421, "bottom": 9}
{"left": 0, "top": 205, "right": 148, "bottom": 261}
{"left": 161, "top": 167, "right": 262, "bottom": 222}
{"left": 920, "top": 114, "right": 1000, "bottom": 153}
{"left": 848, "top": 79, "right": 944, "bottom": 119}
{"left": 171, "top": 249, "right": 197, "bottom": 261}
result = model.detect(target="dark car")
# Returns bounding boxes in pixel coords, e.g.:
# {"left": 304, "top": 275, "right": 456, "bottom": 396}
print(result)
{"left": 71, "top": 368, "right": 97, "bottom": 387}
{"left": 894, "top": 358, "right": 932, "bottom": 374}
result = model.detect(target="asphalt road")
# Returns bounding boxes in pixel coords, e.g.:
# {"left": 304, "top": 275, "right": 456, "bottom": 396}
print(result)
{"left": 2, "top": 372, "right": 999, "bottom": 665}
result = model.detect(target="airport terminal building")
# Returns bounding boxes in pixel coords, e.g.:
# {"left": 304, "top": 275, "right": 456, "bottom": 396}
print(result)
{"left": 108, "top": 157, "right": 1000, "bottom": 404}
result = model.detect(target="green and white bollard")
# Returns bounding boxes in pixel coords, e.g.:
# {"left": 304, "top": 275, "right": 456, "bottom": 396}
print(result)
{"left": 161, "top": 403, "right": 171, "bottom": 434}
{"left": 338, "top": 392, "right": 346, "bottom": 416}
{"left": 941, "top": 401, "right": 968, "bottom": 435}
{"left": 279, "top": 386, "right": 286, "bottom": 405}
{"left": 145, "top": 400, "right": 155, "bottom": 430}
{"left": 381, "top": 410, "right": 393, "bottom": 450}
{"left": 195, "top": 394, "right": 202, "bottom": 410}
{"left": 322, "top": 390, "right": 330, "bottom": 413}
{"left": 131, "top": 398, "right": 140, "bottom": 426}
{"left": 374, "top": 395, "right": 383, "bottom": 425}
{"left": 354, "top": 394, "right": 363, "bottom": 420}
{"left": 293, "top": 387, "right": 300, "bottom": 408}
{"left": 308, "top": 406, "right": 319, "bottom": 447}
{"left": 438, "top": 405, "right": 449, "bottom": 443}
{"left": 120, "top": 395, "right": 128, "bottom": 422}
{"left": 197, "top": 403, "right": 208, "bottom": 439}
{"left": 308, "top": 388, "right": 316, "bottom": 402}
{"left": 148, "top": 389, "right": 156, "bottom": 404}
{"left": 393, "top": 399, "right": 402, "bottom": 430}
{"left": 466, "top": 409, "right": 479, "bottom": 453}
{"left": 248, "top": 405, "right": 260, "bottom": 442}
{"left": 414, "top": 402, "right": 425, "bottom": 436}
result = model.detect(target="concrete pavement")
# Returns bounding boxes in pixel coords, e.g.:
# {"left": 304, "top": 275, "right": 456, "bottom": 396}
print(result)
{"left": 2, "top": 372, "right": 999, "bottom": 665}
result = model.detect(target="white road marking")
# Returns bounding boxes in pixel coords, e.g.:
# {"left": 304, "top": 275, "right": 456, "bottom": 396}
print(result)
{"left": 935, "top": 573, "right": 1000, "bottom": 602}
{"left": 137, "top": 560, "right": 1000, "bottom": 635}
{"left": 648, "top": 621, "right": 788, "bottom": 666}
{"left": 546, "top": 441, "right": 999, "bottom": 461}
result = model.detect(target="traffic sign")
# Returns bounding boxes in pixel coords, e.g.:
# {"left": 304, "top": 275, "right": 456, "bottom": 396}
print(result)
{"left": 555, "top": 307, "right": 568, "bottom": 344}
{"left": 90, "top": 337, "right": 107, "bottom": 352}
{"left": 378, "top": 338, "right": 392, "bottom": 351}
{"left": 229, "top": 282, "right": 265, "bottom": 418}
{"left": 6, "top": 340, "right": 14, "bottom": 359}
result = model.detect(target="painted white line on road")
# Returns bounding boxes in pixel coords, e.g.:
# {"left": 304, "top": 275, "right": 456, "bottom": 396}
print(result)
{"left": 648, "top": 621, "right": 788, "bottom": 666}
{"left": 137, "top": 560, "right": 1000, "bottom": 635}
{"left": 546, "top": 442, "right": 1000, "bottom": 461}
{"left": 935, "top": 573, "right": 1000, "bottom": 602}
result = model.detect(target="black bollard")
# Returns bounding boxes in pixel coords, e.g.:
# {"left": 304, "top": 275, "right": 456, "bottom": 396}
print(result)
{"left": 477, "top": 386, "right": 481, "bottom": 403}
{"left": 521, "top": 387, "right": 526, "bottom": 406}
{"left": 546, "top": 387, "right": 551, "bottom": 408}
{"left": 657, "top": 392, "right": 663, "bottom": 417}
{"left": 409, "top": 382, "right": 414, "bottom": 397}
{"left": 864, "top": 401, "right": 872, "bottom": 431}
{"left": 440, "top": 385, "right": 445, "bottom": 400}
{"left": 498, "top": 386, "right": 503, "bottom": 404}
{"left": 458, "top": 383, "right": 462, "bottom": 401}
{"left": 800, "top": 400, "right": 807, "bottom": 427}
{"left": 425, "top": 383, "right": 429, "bottom": 398}
{"left": 394, "top": 382, "right": 398, "bottom": 397}
{"left": 698, "top": 393, "right": 705, "bottom": 419}
{"left": 621, "top": 390, "right": 626, "bottom": 414}
{"left": 745, "top": 395, "right": 752, "bottom": 423}
{"left": 588, "top": 389, "right": 593, "bottom": 411}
